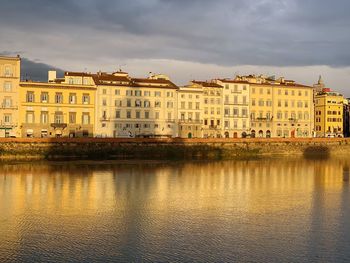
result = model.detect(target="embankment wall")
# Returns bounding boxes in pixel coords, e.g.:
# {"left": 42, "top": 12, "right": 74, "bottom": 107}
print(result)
{"left": 0, "top": 138, "right": 348, "bottom": 160}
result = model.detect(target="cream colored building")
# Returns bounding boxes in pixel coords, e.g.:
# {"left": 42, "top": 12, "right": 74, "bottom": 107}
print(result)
{"left": 190, "top": 81, "right": 223, "bottom": 138}
{"left": 315, "top": 91, "right": 344, "bottom": 137}
{"left": 177, "top": 84, "right": 203, "bottom": 138}
{"left": 19, "top": 72, "right": 96, "bottom": 138}
{"left": 236, "top": 75, "right": 314, "bottom": 138}
{"left": 0, "top": 55, "right": 20, "bottom": 137}
{"left": 94, "top": 71, "right": 178, "bottom": 138}
{"left": 213, "top": 79, "right": 250, "bottom": 138}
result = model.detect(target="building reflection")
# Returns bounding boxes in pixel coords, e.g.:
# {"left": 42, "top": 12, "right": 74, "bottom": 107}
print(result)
{"left": 0, "top": 158, "right": 350, "bottom": 261}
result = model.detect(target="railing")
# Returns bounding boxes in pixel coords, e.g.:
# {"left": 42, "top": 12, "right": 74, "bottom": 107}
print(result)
{"left": 0, "top": 105, "right": 18, "bottom": 109}
{"left": 179, "top": 119, "right": 202, "bottom": 124}
{"left": 224, "top": 101, "right": 249, "bottom": 106}
{"left": 100, "top": 117, "right": 110, "bottom": 121}
{"left": 251, "top": 117, "right": 273, "bottom": 122}
{"left": 224, "top": 114, "right": 248, "bottom": 118}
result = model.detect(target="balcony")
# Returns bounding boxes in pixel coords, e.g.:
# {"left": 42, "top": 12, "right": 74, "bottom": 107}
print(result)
{"left": 179, "top": 119, "right": 202, "bottom": 124}
{"left": 251, "top": 117, "right": 273, "bottom": 122}
{"left": 0, "top": 105, "right": 18, "bottom": 110}
{"left": 100, "top": 116, "right": 110, "bottom": 121}
{"left": 50, "top": 123, "right": 67, "bottom": 129}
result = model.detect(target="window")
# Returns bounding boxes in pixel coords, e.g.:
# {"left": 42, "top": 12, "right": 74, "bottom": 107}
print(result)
{"left": 54, "top": 111, "right": 64, "bottom": 123}
{"left": 258, "top": 100, "right": 264, "bottom": 106}
{"left": 145, "top": 111, "right": 149, "bottom": 119}
{"left": 83, "top": 78, "right": 89, "bottom": 85}
{"left": 135, "top": 90, "right": 142, "bottom": 96}
{"left": 243, "top": 96, "right": 247, "bottom": 104}
{"left": 167, "top": 91, "right": 173, "bottom": 97}
{"left": 26, "top": 92, "right": 34, "bottom": 103}
{"left": 135, "top": 100, "right": 141, "bottom": 107}
{"left": 195, "top": 112, "right": 200, "bottom": 120}
{"left": 144, "top": 100, "right": 150, "bottom": 108}
{"left": 188, "top": 102, "right": 192, "bottom": 109}
{"left": 155, "top": 112, "right": 160, "bottom": 119}
{"left": 127, "top": 99, "right": 131, "bottom": 107}
{"left": 285, "top": 90, "right": 288, "bottom": 95}
{"left": 115, "top": 110, "right": 121, "bottom": 118}
{"left": 252, "top": 99, "right": 256, "bottom": 106}
{"left": 126, "top": 90, "right": 133, "bottom": 96}
{"left": 285, "top": 100, "right": 288, "bottom": 107}
{"left": 243, "top": 85, "right": 247, "bottom": 91}
{"left": 26, "top": 111, "right": 34, "bottom": 123}
{"left": 82, "top": 113, "right": 90, "bottom": 125}
{"left": 155, "top": 101, "right": 161, "bottom": 108}
{"left": 278, "top": 100, "right": 281, "bottom": 107}
{"left": 233, "top": 108, "right": 238, "bottom": 116}
{"left": 69, "top": 93, "right": 76, "bottom": 104}
{"left": 225, "top": 108, "right": 230, "bottom": 115}
{"left": 155, "top": 91, "right": 161, "bottom": 97}
{"left": 82, "top": 94, "right": 90, "bottom": 104}
{"left": 55, "top": 93, "right": 63, "bottom": 104}
{"left": 115, "top": 100, "right": 122, "bottom": 107}
{"left": 40, "top": 112, "right": 48, "bottom": 124}
{"left": 136, "top": 111, "right": 141, "bottom": 118}
{"left": 181, "top": 102, "right": 185, "bottom": 109}
{"left": 168, "top": 112, "right": 173, "bottom": 120}
{"left": 115, "top": 89, "right": 120, "bottom": 95}
{"left": 242, "top": 108, "right": 247, "bottom": 117}
{"left": 167, "top": 101, "right": 173, "bottom": 108}
{"left": 102, "top": 89, "right": 107, "bottom": 95}
{"left": 69, "top": 112, "right": 76, "bottom": 124}
{"left": 3, "top": 97, "right": 11, "bottom": 108}
{"left": 225, "top": 84, "right": 229, "bottom": 90}
{"left": 4, "top": 114, "right": 11, "bottom": 124}
{"left": 195, "top": 102, "right": 200, "bottom": 109}
{"left": 102, "top": 99, "right": 107, "bottom": 106}
{"left": 234, "top": 96, "right": 238, "bottom": 104}
{"left": 4, "top": 82, "right": 12, "bottom": 92}
{"left": 126, "top": 111, "right": 131, "bottom": 118}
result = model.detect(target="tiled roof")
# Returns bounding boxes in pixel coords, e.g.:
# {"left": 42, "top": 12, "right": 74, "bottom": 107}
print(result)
{"left": 191, "top": 81, "right": 223, "bottom": 88}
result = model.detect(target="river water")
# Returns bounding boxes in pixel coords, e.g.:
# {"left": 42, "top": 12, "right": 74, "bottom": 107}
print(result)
{"left": 0, "top": 158, "right": 350, "bottom": 262}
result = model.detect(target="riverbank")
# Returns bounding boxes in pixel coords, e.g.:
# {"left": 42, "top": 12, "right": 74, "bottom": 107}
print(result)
{"left": 0, "top": 137, "right": 348, "bottom": 160}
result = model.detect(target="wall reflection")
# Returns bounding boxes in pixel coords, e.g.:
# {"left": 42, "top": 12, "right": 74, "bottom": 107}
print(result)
{"left": 0, "top": 158, "right": 349, "bottom": 262}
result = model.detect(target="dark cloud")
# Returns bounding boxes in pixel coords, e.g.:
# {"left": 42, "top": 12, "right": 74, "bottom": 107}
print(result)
{"left": 0, "top": 0, "right": 350, "bottom": 67}
{"left": 20, "top": 58, "right": 65, "bottom": 81}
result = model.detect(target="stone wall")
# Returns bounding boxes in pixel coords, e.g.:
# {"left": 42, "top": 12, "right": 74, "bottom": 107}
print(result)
{"left": 0, "top": 138, "right": 348, "bottom": 160}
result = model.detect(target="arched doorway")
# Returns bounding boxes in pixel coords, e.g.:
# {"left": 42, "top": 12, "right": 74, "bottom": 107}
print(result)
{"left": 233, "top": 132, "right": 238, "bottom": 138}
{"left": 258, "top": 130, "right": 263, "bottom": 137}
{"left": 188, "top": 132, "right": 192, "bottom": 138}
{"left": 251, "top": 130, "right": 256, "bottom": 138}
{"left": 242, "top": 132, "right": 247, "bottom": 138}
{"left": 224, "top": 132, "right": 229, "bottom": 138}
{"left": 266, "top": 130, "right": 271, "bottom": 138}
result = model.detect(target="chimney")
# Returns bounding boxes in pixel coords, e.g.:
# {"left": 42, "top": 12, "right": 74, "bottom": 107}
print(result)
{"left": 48, "top": 70, "right": 57, "bottom": 82}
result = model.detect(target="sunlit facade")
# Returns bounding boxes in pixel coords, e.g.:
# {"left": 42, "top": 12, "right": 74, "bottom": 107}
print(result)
{"left": 0, "top": 55, "right": 20, "bottom": 137}
{"left": 19, "top": 72, "right": 96, "bottom": 138}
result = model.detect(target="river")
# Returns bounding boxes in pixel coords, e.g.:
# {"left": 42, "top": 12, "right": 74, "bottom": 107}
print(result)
{"left": 0, "top": 158, "right": 350, "bottom": 262}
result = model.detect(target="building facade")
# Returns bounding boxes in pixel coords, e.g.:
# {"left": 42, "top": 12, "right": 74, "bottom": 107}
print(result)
{"left": 213, "top": 79, "right": 250, "bottom": 138}
{"left": 19, "top": 73, "right": 95, "bottom": 138}
{"left": 315, "top": 91, "right": 344, "bottom": 137}
{"left": 94, "top": 72, "right": 178, "bottom": 138}
{"left": 177, "top": 84, "right": 203, "bottom": 138}
{"left": 0, "top": 55, "right": 20, "bottom": 137}
{"left": 236, "top": 75, "right": 314, "bottom": 138}
{"left": 190, "top": 81, "right": 223, "bottom": 138}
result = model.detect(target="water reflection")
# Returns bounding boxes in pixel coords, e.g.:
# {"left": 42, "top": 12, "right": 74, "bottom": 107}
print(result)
{"left": 0, "top": 158, "right": 350, "bottom": 262}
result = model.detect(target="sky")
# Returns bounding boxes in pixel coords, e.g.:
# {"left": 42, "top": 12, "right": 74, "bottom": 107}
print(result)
{"left": 1, "top": 0, "right": 350, "bottom": 95}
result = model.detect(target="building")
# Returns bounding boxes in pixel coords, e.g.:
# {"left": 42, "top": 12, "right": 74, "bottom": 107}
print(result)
{"left": 213, "top": 79, "right": 250, "bottom": 138}
{"left": 19, "top": 72, "right": 96, "bottom": 138}
{"left": 343, "top": 98, "right": 350, "bottom": 137}
{"left": 0, "top": 55, "right": 20, "bottom": 137}
{"left": 190, "top": 81, "right": 223, "bottom": 138}
{"left": 235, "top": 75, "right": 314, "bottom": 138}
{"left": 93, "top": 71, "right": 178, "bottom": 138}
{"left": 314, "top": 90, "right": 344, "bottom": 137}
{"left": 177, "top": 84, "right": 203, "bottom": 138}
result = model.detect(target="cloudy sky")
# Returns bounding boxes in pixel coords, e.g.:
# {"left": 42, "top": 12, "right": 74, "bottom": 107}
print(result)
{"left": 1, "top": 0, "right": 350, "bottom": 95}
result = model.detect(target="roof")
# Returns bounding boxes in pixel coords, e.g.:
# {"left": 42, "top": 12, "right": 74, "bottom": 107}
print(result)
{"left": 191, "top": 81, "right": 223, "bottom": 88}
{"left": 65, "top": 72, "right": 93, "bottom": 77}
{"left": 215, "top": 79, "right": 249, "bottom": 84}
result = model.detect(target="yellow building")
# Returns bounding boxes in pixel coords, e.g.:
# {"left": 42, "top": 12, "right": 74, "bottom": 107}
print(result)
{"left": 315, "top": 91, "right": 344, "bottom": 137}
{"left": 177, "top": 84, "right": 203, "bottom": 138}
{"left": 19, "top": 72, "right": 96, "bottom": 138}
{"left": 0, "top": 55, "right": 20, "bottom": 137}
{"left": 190, "top": 81, "right": 223, "bottom": 138}
{"left": 236, "top": 75, "right": 314, "bottom": 138}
